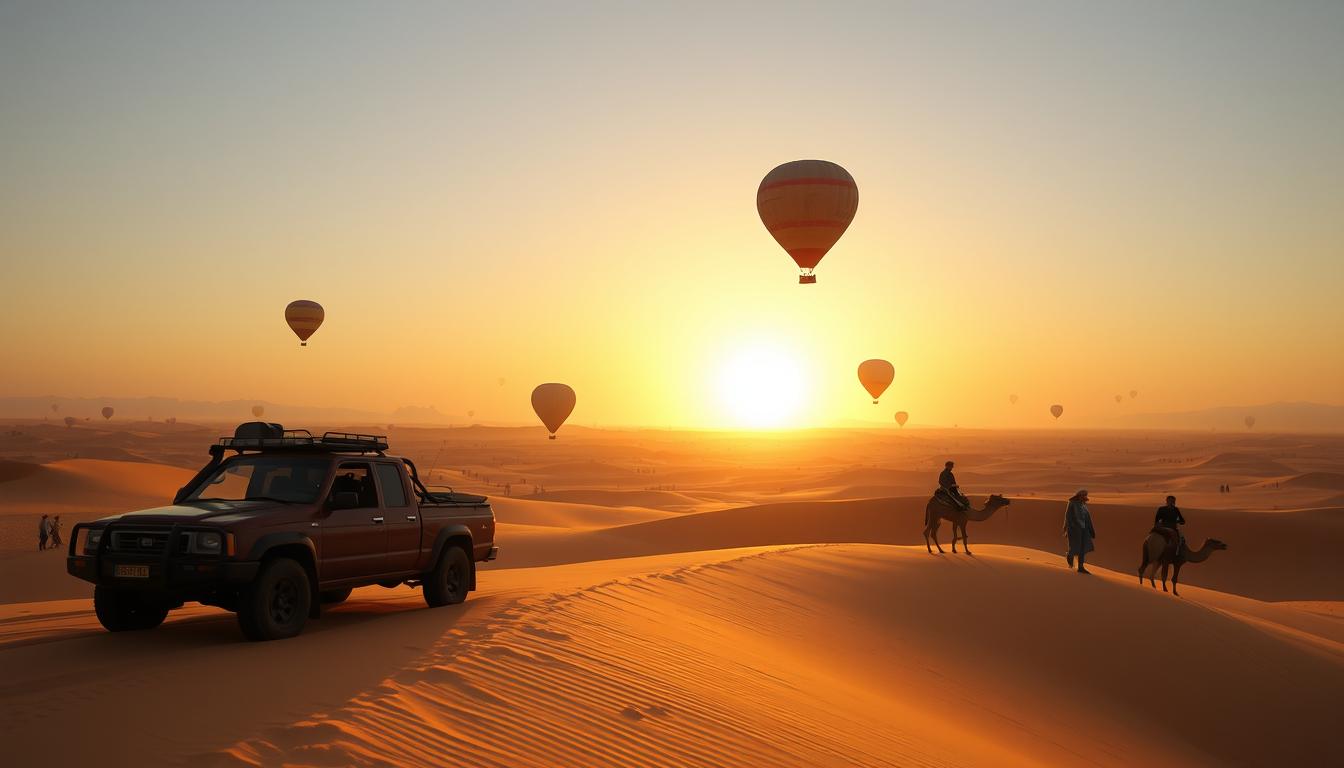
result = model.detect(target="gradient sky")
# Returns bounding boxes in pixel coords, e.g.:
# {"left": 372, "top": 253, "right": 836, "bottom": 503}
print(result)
{"left": 2, "top": 1, "right": 1342, "bottom": 429}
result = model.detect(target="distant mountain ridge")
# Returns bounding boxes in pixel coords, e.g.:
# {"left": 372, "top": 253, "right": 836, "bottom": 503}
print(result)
{"left": 0, "top": 396, "right": 456, "bottom": 425}
{"left": 1112, "top": 402, "right": 1344, "bottom": 433}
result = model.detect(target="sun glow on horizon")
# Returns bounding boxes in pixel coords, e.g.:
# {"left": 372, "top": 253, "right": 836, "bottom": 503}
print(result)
{"left": 713, "top": 341, "right": 810, "bottom": 429}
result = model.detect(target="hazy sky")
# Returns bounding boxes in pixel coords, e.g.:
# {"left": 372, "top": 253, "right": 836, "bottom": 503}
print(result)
{"left": 2, "top": 1, "right": 1342, "bottom": 428}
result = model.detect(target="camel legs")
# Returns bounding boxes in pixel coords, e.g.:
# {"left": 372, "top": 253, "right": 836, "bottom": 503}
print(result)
{"left": 1160, "top": 563, "right": 1169, "bottom": 592}
{"left": 925, "top": 520, "right": 945, "bottom": 554}
{"left": 1171, "top": 563, "right": 1183, "bottom": 596}
{"left": 960, "top": 523, "right": 972, "bottom": 555}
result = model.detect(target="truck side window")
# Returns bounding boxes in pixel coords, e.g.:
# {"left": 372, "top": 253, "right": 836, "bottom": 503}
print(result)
{"left": 374, "top": 463, "right": 407, "bottom": 508}
{"left": 334, "top": 463, "right": 379, "bottom": 508}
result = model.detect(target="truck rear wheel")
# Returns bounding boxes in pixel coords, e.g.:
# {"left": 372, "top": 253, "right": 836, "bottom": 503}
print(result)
{"left": 238, "top": 558, "right": 311, "bottom": 641}
{"left": 94, "top": 586, "right": 169, "bottom": 632}
{"left": 424, "top": 545, "right": 470, "bottom": 607}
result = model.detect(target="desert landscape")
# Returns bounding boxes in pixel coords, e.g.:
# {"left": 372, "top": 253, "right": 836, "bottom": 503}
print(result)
{"left": 1, "top": 422, "right": 1341, "bottom": 766}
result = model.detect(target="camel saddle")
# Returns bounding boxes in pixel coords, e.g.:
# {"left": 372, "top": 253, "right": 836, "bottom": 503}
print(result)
{"left": 934, "top": 489, "right": 968, "bottom": 511}
{"left": 1150, "top": 526, "right": 1180, "bottom": 561}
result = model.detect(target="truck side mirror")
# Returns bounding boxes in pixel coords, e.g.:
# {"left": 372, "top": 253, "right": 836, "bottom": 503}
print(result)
{"left": 329, "top": 491, "right": 360, "bottom": 510}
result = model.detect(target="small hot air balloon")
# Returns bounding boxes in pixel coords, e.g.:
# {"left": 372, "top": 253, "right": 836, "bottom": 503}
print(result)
{"left": 857, "top": 359, "right": 895, "bottom": 404}
{"left": 531, "top": 383, "right": 576, "bottom": 440}
{"left": 251, "top": 405, "right": 265, "bottom": 419}
{"left": 1009, "top": 394, "right": 1019, "bottom": 405}
{"left": 285, "top": 300, "right": 324, "bottom": 346}
{"left": 50, "top": 403, "right": 59, "bottom": 413}
{"left": 467, "top": 410, "right": 475, "bottom": 419}
{"left": 63, "top": 416, "right": 76, "bottom": 428}
{"left": 1244, "top": 415, "right": 1256, "bottom": 429}
{"left": 894, "top": 411, "right": 909, "bottom": 428}
{"left": 1050, "top": 404, "right": 1063, "bottom": 420}
{"left": 1129, "top": 390, "right": 1138, "bottom": 399}
{"left": 101, "top": 407, "right": 114, "bottom": 420}
{"left": 1114, "top": 394, "right": 1123, "bottom": 403}
{"left": 757, "top": 159, "right": 859, "bottom": 284}
{"left": 497, "top": 377, "right": 506, "bottom": 387}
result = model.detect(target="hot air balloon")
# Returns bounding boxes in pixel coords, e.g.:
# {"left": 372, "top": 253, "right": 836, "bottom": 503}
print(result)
{"left": 1129, "top": 390, "right": 1138, "bottom": 399}
{"left": 63, "top": 416, "right": 76, "bottom": 428}
{"left": 1114, "top": 394, "right": 1123, "bottom": 403}
{"left": 1244, "top": 415, "right": 1256, "bottom": 429}
{"left": 1050, "top": 404, "right": 1063, "bottom": 420}
{"left": 757, "top": 160, "right": 858, "bottom": 284}
{"left": 894, "top": 411, "right": 909, "bottom": 427}
{"left": 467, "top": 410, "right": 475, "bottom": 419}
{"left": 857, "top": 359, "right": 895, "bottom": 404}
{"left": 251, "top": 405, "right": 265, "bottom": 419}
{"left": 1009, "top": 394, "right": 1019, "bottom": 405}
{"left": 50, "top": 403, "right": 59, "bottom": 413}
{"left": 531, "top": 383, "right": 576, "bottom": 440}
{"left": 497, "top": 377, "right": 506, "bottom": 387}
{"left": 285, "top": 300, "right": 324, "bottom": 346}
{"left": 101, "top": 407, "right": 114, "bottom": 420}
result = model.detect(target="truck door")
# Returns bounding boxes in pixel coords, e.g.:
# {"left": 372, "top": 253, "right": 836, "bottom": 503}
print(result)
{"left": 320, "top": 462, "right": 387, "bottom": 581}
{"left": 377, "top": 462, "right": 421, "bottom": 573}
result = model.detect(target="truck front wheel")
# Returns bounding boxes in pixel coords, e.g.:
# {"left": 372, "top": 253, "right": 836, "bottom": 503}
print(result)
{"left": 238, "top": 558, "right": 311, "bottom": 641}
{"left": 424, "top": 545, "right": 470, "bottom": 607}
{"left": 94, "top": 586, "right": 169, "bottom": 632}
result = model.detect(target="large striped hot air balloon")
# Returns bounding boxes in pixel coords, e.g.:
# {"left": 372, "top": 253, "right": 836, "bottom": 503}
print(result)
{"left": 757, "top": 160, "right": 858, "bottom": 284}
{"left": 285, "top": 300, "right": 324, "bottom": 346}
{"left": 531, "top": 383, "right": 576, "bottom": 440}
{"left": 857, "top": 359, "right": 895, "bottom": 404}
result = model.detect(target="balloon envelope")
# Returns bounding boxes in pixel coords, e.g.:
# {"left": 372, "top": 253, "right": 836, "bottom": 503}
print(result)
{"left": 1009, "top": 394, "right": 1019, "bottom": 405}
{"left": 63, "top": 416, "right": 76, "bottom": 427}
{"left": 101, "top": 406, "right": 114, "bottom": 420}
{"left": 251, "top": 405, "right": 264, "bottom": 419}
{"left": 1244, "top": 415, "right": 1256, "bottom": 429}
{"left": 757, "top": 160, "right": 858, "bottom": 282}
{"left": 894, "top": 411, "right": 909, "bottom": 427}
{"left": 1130, "top": 390, "right": 1138, "bottom": 399}
{"left": 285, "top": 300, "right": 324, "bottom": 346}
{"left": 1114, "top": 394, "right": 1123, "bottom": 403}
{"left": 531, "top": 383, "right": 576, "bottom": 439}
{"left": 1050, "top": 404, "right": 1063, "bottom": 419}
{"left": 50, "top": 404, "right": 59, "bottom": 413}
{"left": 857, "top": 359, "right": 895, "bottom": 403}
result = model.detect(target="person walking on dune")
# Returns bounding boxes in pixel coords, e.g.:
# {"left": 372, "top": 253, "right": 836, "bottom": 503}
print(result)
{"left": 38, "top": 514, "right": 49, "bottom": 551}
{"left": 1063, "top": 489, "right": 1095, "bottom": 574}
{"left": 49, "top": 515, "right": 63, "bottom": 550}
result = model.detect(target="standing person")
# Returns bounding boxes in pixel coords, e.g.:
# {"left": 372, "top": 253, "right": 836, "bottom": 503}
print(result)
{"left": 49, "top": 515, "right": 63, "bottom": 550}
{"left": 38, "top": 514, "right": 49, "bottom": 550}
{"left": 1062, "top": 489, "right": 1096, "bottom": 574}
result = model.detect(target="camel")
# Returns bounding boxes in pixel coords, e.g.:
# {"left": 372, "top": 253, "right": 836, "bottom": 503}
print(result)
{"left": 923, "top": 494, "right": 1010, "bottom": 555}
{"left": 1138, "top": 532, "right": 1228, "bottom": 596}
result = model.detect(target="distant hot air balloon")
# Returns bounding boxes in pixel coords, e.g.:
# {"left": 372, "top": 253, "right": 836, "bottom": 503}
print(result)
{"left": 857, "top": 359, "right": 895, "bottom": 404}
{"left": 63, "top": 416, "right": 76, "bottom": 428}
{"left": 757, "top": 160, "right": 858, "bottom": 284}
{"left": 285, "top": 300, "right": 324, "bottom": 346}
{"left": 894, "top": 411, "right": 909, "bottom": 428}
{"left": 101, "top": 407, "right": 114, "bottom": 420}
{"left": 251, "top": 405, "right": 264, "bottom": 419}
{"left": 1244, "top": 415, "right": 1256, "bottom": 429}
{"left": 1009, "top": 394, "right": 1019, "bottom": 405}
{"left": 1114, "top": 394, "right": 1123, "bottom": 403}
{"left": 497, "top": 377, "right": 506, "bottom": 387}
{"left": 50, "top": 403, "right": 59, "bottom": 413}
{"left": 1129, "top": 390, "right": 1138, "bottom": 399}
{"left": 531, "top": 383, "right": 576, "bottom": 440}
{"left": 1050, "top": 404, "right": 1063, "bottom": 420}
{"left": 467, "top": 410, "right": 475, "bottom": 419}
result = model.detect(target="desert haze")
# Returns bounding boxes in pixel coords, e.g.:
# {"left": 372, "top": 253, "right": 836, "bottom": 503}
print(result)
{"left": 1, "top": 422, "right": 1341, "bottom": 766}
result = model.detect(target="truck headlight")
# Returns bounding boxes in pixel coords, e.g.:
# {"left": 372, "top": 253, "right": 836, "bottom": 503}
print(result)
{"left": 84, "top": 529, "right": 103, "bottom": 554}
{"left": 191, "top": 531, "right": 223, "bottom": 554}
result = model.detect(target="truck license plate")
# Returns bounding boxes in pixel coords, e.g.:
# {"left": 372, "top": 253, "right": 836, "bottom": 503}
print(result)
{"left": 115, "top": 564, "right": 150, "bottom": 578}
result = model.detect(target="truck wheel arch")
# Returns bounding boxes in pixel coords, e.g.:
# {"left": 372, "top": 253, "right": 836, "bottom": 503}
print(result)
{"left": 430, "top": 526, "right": 476, "bottom": 589}
{"left": 247, "top": 534, "right": 320, "bottom": 618}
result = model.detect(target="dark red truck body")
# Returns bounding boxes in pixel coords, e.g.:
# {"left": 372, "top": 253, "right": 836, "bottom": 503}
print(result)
{"left": 67, "top": 424, "right": 497, "bottom": 640}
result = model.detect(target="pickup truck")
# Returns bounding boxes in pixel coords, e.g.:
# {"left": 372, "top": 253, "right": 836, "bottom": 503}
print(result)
{"left": 67, "top": 423, "right": 497, "bottom": 641}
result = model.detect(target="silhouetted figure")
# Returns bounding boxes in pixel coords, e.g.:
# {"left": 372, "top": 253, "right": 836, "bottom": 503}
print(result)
{"left": 49, "top": 515, "right": 63, "bottom": 550}
{"left": 1153, "top": 495, "right": 1185, "bottom": 558}
{"left": 1063, "top": 490, "right": 1095, "bottom": 573}
{"left": 38, "top": 514, "right": 49, "bottom": 551}
{"left": 936, "top": 461, "right": 969, "bottom": 511}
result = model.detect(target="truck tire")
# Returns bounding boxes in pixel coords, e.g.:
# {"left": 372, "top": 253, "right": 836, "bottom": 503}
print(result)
{"left": 93, "top": 586, "right": 169, "bottom": 632}
{"left": 238, "top": 558, "right": 311, "bottom": 641}
{"left": 320, "top": 587, "right": 353, "bottom": 605}
{"left": 424, "top": 544, "right": 470, "bottom": 607}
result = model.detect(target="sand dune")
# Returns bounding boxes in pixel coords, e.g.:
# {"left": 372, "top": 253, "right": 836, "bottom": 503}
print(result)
{"left": 524, "top": 488, "right": 709, "bottom": 511}
{"left": 489, "top": 496, "right": 675, "bottom": 529}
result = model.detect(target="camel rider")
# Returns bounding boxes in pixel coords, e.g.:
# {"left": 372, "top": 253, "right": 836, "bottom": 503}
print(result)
{"left": 938, "top": 461, "right": 970, "bottom": 511}
{"left": 1154, "top": 495, "right": 1186, "bottom": 557}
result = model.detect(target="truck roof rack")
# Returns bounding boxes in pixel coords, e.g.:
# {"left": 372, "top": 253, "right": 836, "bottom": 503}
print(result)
{"left": 219, "top": 429, "right": 388, "bottom": 454}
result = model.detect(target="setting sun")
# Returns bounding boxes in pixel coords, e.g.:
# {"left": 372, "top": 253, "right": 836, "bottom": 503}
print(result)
{"left": 714, "top": 341, "right": 810, "bottom": 428}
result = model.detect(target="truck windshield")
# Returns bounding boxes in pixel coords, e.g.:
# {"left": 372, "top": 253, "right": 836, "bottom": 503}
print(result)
{"left": 186, "top": 456, "right": 330, "bottom": 504}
